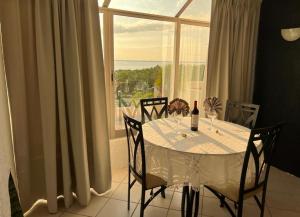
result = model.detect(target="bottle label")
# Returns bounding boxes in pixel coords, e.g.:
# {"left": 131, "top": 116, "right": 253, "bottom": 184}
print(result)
{"left": 191, "top": 114, "right": 199, "bottom": 128}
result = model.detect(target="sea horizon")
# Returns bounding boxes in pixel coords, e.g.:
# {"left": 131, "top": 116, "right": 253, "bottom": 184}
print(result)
{"left": 114, "top": 59, "right": 206, "bottom": 70}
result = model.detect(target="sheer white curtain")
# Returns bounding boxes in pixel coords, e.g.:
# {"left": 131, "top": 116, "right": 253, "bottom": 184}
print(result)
{"left": 176, "top": 25, "right": 210, "bottom": 108}
{"left": 0, "top": 0, "right": 111, "bottom": 213}
{"left": 207, "top": 0, "right": 262, "bottom": 114}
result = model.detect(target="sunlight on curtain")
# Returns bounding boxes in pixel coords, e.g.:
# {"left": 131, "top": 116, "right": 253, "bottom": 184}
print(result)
{"left": 161, "top": 23, "right": 176, "bottom": 102}
{"left": 176, "top": 24, "right": 210, "bottom": 109}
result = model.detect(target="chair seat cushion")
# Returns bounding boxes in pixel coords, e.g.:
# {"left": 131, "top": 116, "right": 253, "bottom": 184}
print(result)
{"left": 207, "top": 184, "right": 263, "bottom": 202}
{"left": 133, "top": 173, "right": 167, "bottom": 189}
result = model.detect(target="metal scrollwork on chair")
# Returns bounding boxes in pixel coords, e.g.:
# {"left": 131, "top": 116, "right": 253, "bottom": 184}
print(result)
{"left": 140, "top": 97, "right": 168, "bottom": 124}
{"left": 123, "top": 113, "right": 167, "bottom": 217}
{"left": 225, "top": 100, "right": 260, "bottom": 129}
{"left": 205, "top": 123, "right": 283, "bottom": 217}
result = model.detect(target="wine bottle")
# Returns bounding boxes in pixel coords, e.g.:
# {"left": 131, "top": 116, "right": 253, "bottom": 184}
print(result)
{"left": 191, "top": 101, "right": 199, "bottom": 131}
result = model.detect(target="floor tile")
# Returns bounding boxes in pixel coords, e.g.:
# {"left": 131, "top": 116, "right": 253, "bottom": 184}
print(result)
{"left": 24, "top": 200, "right": 63, "bottom": 217}
{"left": 132, "top": 205, "right": 168, "bottom": 217}
{"left": 65, "top": 196, "right": 108, "bottom": 216}
{"left": 112, "top": 167, "right": 128, "bottom": 182}
{"left": 242, "top": 203, "right": 271, "bottom": 217}
{"left": 60, "top": 213, "right": 84, "bottom": 217}
{"left": 101, "top": 181, "right": 121, "bottom": 198}
{"left": 166, "top": 209, "right": 181, "bottom": 217}
{"left": 122, "top": 174, "right": 135, "bottom": 184}
{"left": 270, "top": 208, "right": 300, "bottom": 217}
{"left": 170, "top": 192, "right": 183, "bottom": 211}
{"left": 111, "top": 183, "right": 142, "bottom": 202}
{"left": 268, "top": 167, "right": 300, "bottom": 195}
{"left": 96, "top": 199, "right": 137, "bottom": 217}
{"left": 202, "top": 196, "right": 233, "bottom": 217}
{"left": 203, "top": 187, "right": 216, "bottom": 198}
{"left": 145, "top": 189, "right": 174, "bottom": 209}
{"left": 170, "top": 192, "right": 202, "bottom": 212}
{"left": 166, "top": 209, "right": 204, "bottom": 217}
{"left": 267, "top": 190, "right": 300, "bottom": 212}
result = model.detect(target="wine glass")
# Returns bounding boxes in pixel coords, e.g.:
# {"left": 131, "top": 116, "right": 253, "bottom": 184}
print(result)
{"left": 174, "top": 110, "right": 183, "bottom": 134}
{"left": 206, "top": 110, "right": 218, "bottom": 131}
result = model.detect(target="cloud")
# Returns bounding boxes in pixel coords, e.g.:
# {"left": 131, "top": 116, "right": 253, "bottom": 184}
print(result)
{"left": 114, "top": 22, "right": 174, "bottom": 34}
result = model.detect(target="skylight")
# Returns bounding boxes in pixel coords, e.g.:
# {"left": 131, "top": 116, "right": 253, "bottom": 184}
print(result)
{"left": 180, "top": 0, "right": 212, "bottom": 21}
{"left": 107, "top": 0, "right": 188, "bottom": 17}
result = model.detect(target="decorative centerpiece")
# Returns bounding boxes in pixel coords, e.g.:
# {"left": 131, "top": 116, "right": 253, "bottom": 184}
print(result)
{"left": 168, "top": 98, "right": 190, "bottom": 117}
{"left": 168, "top": 98, "right": 190, "bottom": 136}
{"left": 203, "top": 97, "right": 222, "bottom": 131}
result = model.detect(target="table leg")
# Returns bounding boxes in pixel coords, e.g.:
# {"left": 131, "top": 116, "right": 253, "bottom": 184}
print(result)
{"left": 181, "top": 186, "right": 200, "bottom": 217}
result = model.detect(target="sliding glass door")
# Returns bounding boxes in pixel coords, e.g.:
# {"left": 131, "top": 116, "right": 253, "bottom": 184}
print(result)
{"left": 99, "top": 1, "right": 211, "bottom": 137}
{"left": 113, "top": 15, "right": 175, "bottom": 130}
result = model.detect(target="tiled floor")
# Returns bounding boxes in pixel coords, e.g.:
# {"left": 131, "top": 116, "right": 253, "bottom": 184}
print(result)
{"left": 25, "top": 167, "right": 300, "bottom": 217}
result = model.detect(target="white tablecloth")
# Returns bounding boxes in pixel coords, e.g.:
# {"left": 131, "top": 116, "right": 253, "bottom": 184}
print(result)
{"left": 143, "top": 117, "right": 259, "bottom": 190}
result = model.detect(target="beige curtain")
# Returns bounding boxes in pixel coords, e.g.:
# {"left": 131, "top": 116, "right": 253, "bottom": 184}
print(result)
{"left": 0, "top": 23, "right": 16, "bottom": 217}
{"left": 206, "top": 0, "right": 262, "bottom": 112}
{"left": 0, "top": 0, "right": 111, "bottom": 213}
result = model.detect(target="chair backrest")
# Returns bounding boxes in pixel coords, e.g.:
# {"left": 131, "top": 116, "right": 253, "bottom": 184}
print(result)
{"left": 238, "top": 123, "right": 283, "bottom": 201}
{"left": 123, "top": 113, "right": 146, "bottom": 184}
{"left": 168, "top": 98, "right": 190, "bottom": 116}
{"left": 224, "top": 100, "right": 260, "bottom": 129}
{"left": 140, "top": 97, "right": 168, "bottom": 124}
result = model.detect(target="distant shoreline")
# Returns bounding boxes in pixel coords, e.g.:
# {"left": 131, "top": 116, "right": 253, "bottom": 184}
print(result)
{"left": 114, "top": 60, "right": 206, "bottom": 70}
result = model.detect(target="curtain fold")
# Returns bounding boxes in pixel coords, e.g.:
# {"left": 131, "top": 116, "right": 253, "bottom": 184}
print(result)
{"left": 1, "top": 0, "right": 111, "bottom": 213}
{"left": 206, "top": 0, "right": 262, "bottom": 113}
{"left": 0, "top": 23, "right": 16, "bottom": 217}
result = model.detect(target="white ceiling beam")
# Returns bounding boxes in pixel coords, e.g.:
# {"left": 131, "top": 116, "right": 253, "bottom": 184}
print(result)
{"left": 175, "top": 0, "right": 193, "bottom": 18}
{"left": 99, "top": 7, "right": 209, "bottom": 27}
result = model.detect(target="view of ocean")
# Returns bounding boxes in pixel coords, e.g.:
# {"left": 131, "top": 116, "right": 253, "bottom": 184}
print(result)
{"left": 114, "top": 60, "right": 205, "bottom": 70}
{"left": 114, "top": 60, "right": 171, "bottom": 70}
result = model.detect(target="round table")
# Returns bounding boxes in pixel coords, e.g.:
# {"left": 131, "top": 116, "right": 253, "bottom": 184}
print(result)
{"left": 143, "top": 117, "right": 253, "bottom": 188}
{"left": 142, "top": 117, "right": 255, "bottom": 217}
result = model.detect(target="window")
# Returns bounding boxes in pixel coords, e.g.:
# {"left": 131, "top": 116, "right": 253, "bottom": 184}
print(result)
{"left": 99, "top": 0, "right": 211, "bottom": 137}
{"left": 113, "top": 16, "right": 175, "bottom": 130}
{"left": 109, "top": 0, "right": 187, "bottom": 16}
{"left": 180, "top": 0, "right": 212, "bottom": 21}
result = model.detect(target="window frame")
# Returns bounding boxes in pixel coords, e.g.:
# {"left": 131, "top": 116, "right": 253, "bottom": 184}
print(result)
{"left": 99, "top": 3, "right": 210, "bottom": 138}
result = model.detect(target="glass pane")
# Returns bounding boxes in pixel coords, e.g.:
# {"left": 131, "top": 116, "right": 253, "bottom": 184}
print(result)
{"left": 181, "top": 0, "right": 212, "bottom": 21}
{"left": 97, "top": 0, "right": 104, "bottom": 7}
{"left": 110, "top": 0, "right": 187, "bottom": 16}
{"left": 176, "top": 24, "right": 209, "bottom": 108}
{"left": 113, "top": 16, "right": 175, "bottom": 130}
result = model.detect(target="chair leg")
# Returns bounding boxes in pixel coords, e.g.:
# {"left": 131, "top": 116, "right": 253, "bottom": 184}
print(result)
{"left": 220, "top": 195, "right": 225, "bottom": 207}
{"left": 140, "top": 187, "right": 146, "bottom": 217}
{"left": 181, "top": 186, "right": 189, "bottom": 217}
{"left": 193, "top": 191, "right": 200, "bottom": 217}
{"left": 161, "top": 186, "right": 166, "bottom": 198}
{"left": 260, "top": 189, "right": 267, "bottom": 217}
{"left": 128, "top": 168, "right": 131, "bottom": 210}
{"left": 237, "top": 200, "right": 244, "bottom": 217}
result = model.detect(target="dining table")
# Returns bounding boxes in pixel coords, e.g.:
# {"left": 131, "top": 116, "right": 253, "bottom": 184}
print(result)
{"left": 142, "top": 117, "right": 257, "bottom": 217}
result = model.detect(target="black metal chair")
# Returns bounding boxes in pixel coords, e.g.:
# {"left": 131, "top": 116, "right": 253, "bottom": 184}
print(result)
{"left": 140, "top": 97, "right": 168, "bottom": 124}
{"left": 123, "top": 113, "right": 167, "bottom": 217}
{"left": 205, "top": 123, "right": 283, "bottom": 217}
{"left": 224, "top": 100, "right": 260, "bottom": 129}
